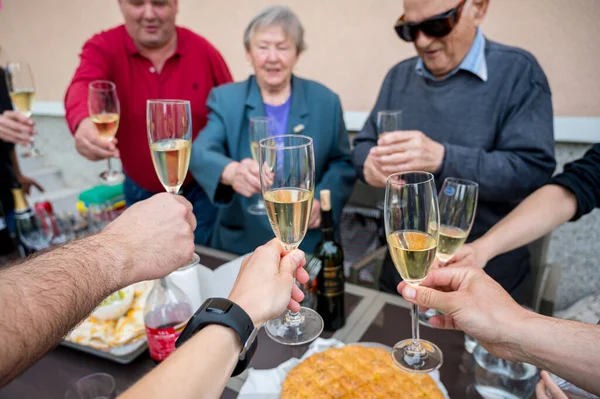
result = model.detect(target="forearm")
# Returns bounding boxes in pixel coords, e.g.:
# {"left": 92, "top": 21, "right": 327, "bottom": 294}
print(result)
{"left": 508, "top": 313, "right": 600, "bottom": 395}
{"left": 440, "top": 144, "right": 553, "bottom": 201}
{"left": 475, "top": 184, "right": 577, "bottom": 262}
{"left": 0, "top": 234, "right": 122, "bottom": 386}
{"left": 119, "top": 325, "right": 240, "bottom": 399}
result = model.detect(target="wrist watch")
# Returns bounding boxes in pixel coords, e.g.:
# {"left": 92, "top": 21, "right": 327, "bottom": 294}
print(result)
{"left": 176, "top": 297, "right": 259, "bottom": 376}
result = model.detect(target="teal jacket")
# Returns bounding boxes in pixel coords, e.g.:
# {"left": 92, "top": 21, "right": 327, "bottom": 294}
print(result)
{"left": 190, "top": 75, "right": 356, "bottom": 255}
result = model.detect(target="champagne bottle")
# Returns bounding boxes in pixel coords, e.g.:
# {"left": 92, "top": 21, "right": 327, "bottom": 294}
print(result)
{"left": 0, "top": 201, "right": 15, "bottom": 257}
{"left": 12, "top": 184, "right": 36, "bottom": 257}
{"left": 315, "top": 189, "right": 345, "bottom": 331}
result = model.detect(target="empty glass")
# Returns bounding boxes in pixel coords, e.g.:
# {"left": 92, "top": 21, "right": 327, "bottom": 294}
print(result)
{"left": 15, "top": 208, "right": 53, "bottom": 252}
{"left": 247, "top": 116, "right": 274, "bottom": 215}
{"left": 470, "top": 344, "right": 538, "bottom": 399}
{"left": 377, "top": 110, "right": 402, "bottom": 138}
{"left": 64, "top": 373, "right": 116, "bottom": 399}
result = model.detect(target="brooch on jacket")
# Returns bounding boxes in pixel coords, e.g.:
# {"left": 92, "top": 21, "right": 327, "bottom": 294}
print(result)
{"left": 293, "top": 124, "right": 305, "bottom": 134}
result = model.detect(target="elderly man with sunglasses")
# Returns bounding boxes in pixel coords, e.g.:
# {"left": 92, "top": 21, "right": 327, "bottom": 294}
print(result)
{"left": 352, "top": 0, "right": 556, "bottom": 301}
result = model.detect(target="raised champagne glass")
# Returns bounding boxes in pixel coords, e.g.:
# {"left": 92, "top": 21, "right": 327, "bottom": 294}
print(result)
{"left": 377, "top": 110, "right": 402, "bottom": 138}
{"left": 420, "top": 177, "right": 478, "bottom": 326}
{"left": 147, "top": 99, "right": 195, "bottom": 269}
{"left": 384, "top": 171, "right": 442, "bottom": 373}
{"left": 5, "top": 61, "right": 40, "bottom": 157}
{"left": 259, "top": 134, "right": 324, "bottom": 345}
{"left": 247, "top": 116, "right": 274, "bottom": 215}
{"left": 88, "top": 80, "right": 124, "bottom": 185}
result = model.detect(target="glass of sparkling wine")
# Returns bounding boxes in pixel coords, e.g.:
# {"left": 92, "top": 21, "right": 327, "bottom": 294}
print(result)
{"left": 420, "top": 177, "right": 478, "bottom": 325}
{"left": 88, "top": 81, "right": 124, "bottom": 185}
{"left": 146, "top": 100, "right": 192, "bottom": 195}
{"left": 385, "top": 171, "right": 442, "bottom": 373}
{"left": 5, "top": 61, "right": 40, "bottom": 157}
{"left": 258, "top": 134, "right": 324, "bottom": 345}
{"left": 247, "top": 116, "right": 273, "bottom": 215}
{"left": 377, "top": 110, "right": 402, "bottom": 138}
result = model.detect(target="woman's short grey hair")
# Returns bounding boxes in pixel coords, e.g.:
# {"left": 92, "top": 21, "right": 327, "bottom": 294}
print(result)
{"left": 243, "top": 5, "right": 306, "bottom": 54}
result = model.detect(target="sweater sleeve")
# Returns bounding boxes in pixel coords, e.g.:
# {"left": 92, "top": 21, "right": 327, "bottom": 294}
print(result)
{"left": 550, "top": 144, "right": 600, "bottom": 221}
{"left": 64, "top": 34, "right": 112, "bottom": 134}
{"left": 437, "top": 65, "right": 556, "bottom": 202}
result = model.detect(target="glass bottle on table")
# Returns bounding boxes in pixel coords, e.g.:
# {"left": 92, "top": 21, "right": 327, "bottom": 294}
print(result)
{"left": 314, "top": 189, "right": 346, "bottom": 331}
{"left": 12, "top": 184, "right": 53, "bottom": 256}
{"left": 384, "top": 171, "right": 442, "bottom": 373}
{"left": 259, "top": 134, "right": 324, "bottom": 345}
{"left": 88, "top": 80, "right": 124, "bottom": 186}
{"left": 0, "top": 201, "right": 15, "bottom": 259}
{"left": 419, "top": 177, "right": 478, "bottom": 326}
{"left": 143, "top": 277, "right": 193, "bottom": 363}
{"left": 5, "top": 61, "right": 40, "bottom": 157}
{"left": 247, "top": 116, "right": 274, "bottom": 215}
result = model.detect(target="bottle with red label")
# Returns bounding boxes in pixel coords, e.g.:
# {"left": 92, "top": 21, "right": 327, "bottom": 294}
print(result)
{"left": 143, "top": 276, "right": 193, "bottom": 362}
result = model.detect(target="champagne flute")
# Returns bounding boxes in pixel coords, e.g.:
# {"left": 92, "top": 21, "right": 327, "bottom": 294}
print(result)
{"left": 146, "top": 100, "right": 192, "bottom": 194}
{"left": 5, "top": 61, "right": 40, "bottom": 157}
{"left": 259, "top": 134, "right": 324, "bottom": 345}
{"left": 420, "top": 177, "right": 478, "bottom": 325}
{"left": 247, "top": 117, "right": 273, "bottom": 215}
{"left": 377, "top": 110, "right": 402, "bottom": 138}
{"left": 384, "top": 171, "right": 442, "bottom": 373}
{"left": 88, "top": 81, "right": 124, "bottom": 185}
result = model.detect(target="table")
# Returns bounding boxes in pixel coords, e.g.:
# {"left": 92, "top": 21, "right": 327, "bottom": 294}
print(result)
{"left": 0, "top": 251, "right": 476, "bottom": 398}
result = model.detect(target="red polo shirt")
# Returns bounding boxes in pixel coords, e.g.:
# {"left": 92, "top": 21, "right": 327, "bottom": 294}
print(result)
{"left": 65, "top": 25, "right": 232, "bottom": 192}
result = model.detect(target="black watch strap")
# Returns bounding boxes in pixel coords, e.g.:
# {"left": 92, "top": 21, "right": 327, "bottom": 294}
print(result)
{"left": 176, "top": 298, "right": 257, "bottom": 376}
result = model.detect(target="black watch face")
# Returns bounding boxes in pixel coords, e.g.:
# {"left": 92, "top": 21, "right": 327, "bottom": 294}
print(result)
{"left": 206, "top": 298, "right": 233, "bottom": 314}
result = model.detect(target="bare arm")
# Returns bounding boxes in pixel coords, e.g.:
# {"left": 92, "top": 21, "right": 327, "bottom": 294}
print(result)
{"left": 451, "top": 184, "right": 577, "bottom": 268}
{"left": 119, "top": 240, "right": 309, "bottom": 399}
{"left": 0, "top": 235, "right": 123, "bottom": 386}
{"left": 398, "top": 267, "right": 600, "bottom": 395}
{"left": 0, "top": 194, "right": 196, "bottom": 387}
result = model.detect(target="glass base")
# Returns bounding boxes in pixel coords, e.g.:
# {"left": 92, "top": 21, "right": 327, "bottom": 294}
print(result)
{"left": 247, "top": 201, "right": 267, "bottom": 215}
{"left": 418, "top": 308, "right": 442, "bottom": 328}
{"left": 100, "top": 170, "right": 125, "bottom": 186}
{"left": 264, "top": 307, "right": 324, "bottom": 346}
{"left": 391, "top": 338, "right": 443, "bottom": 373}
{"left": 21, "top": 147, "right": 41, "bottom": 158}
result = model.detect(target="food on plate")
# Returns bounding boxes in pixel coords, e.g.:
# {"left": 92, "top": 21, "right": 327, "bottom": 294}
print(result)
{"left": 281, "top": 345, "right": 445, "bottom": 399}
{"left": 65, "top": 281, "right": 153, "bottom": 350}
{"left": 92, "top": 286, "right": 134, "bottom": 321}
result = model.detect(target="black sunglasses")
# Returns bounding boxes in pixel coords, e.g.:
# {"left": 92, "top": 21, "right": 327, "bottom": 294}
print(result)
{"left": 394, "top": 0, "right": 466, "bottom": 42}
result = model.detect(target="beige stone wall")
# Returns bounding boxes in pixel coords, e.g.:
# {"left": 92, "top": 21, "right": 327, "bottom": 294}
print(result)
{"left": 0, "top": 0, "right": 599, "bottom": 115}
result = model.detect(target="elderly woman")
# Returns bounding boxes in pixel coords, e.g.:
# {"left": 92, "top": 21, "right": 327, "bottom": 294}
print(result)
{"left": 190, "top": 5, "right": 356, "bottom": 255}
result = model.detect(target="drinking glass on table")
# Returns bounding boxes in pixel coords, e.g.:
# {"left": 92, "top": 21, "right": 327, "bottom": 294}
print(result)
{"left": 259, "top": 134, "right": 324, "bottom": 345}
{"left": 247, "top": 116, "right": 274, "bottom": 215}
{"left": 64, "top": 372, "right": 116, "bottom": 399}
{"left": 88, "top": 80, "right": 123, "bottom": 185}
{"left": 5, "top": 61, "right": 40, "bottom": 157}
{"left": 384, "top": 171, "right": 442, "bottom": 373}
{"left": 420, "top": 177, "right": 478, "bottom": 326}
{"left": 377, "top": 110, "right": 402, "bottom": 138}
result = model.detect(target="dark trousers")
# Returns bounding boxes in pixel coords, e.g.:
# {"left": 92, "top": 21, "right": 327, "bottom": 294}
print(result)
{"left": 123, "top": 176, "right": 217, "bottom": 245}
{"left": 379, "top": 247, "right": 533, "bottom": 305}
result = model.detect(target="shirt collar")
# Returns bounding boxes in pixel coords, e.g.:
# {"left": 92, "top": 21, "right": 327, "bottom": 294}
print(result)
{"left": 415, "top": 28, "right": 488, "bottom": 82}
{"left": 124, "top": 25, "right": 186, "bottom": 57}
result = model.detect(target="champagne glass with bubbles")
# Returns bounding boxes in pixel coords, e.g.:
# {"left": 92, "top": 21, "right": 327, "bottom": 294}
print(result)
{"left": 247, "top": 117, "right": 273, "bottom": 215}
{"left": 147, "top": 100, "right": 192, "bottom": 195}
{"left": 89, "top": 80, "right": 124, "bottom": 185}
{"left": 5, "top": 61, "right": 40, "bottom": 157}
{"left": 259, "top": 134, "right": 324, "bottom": 345}
{"left": 420, "top": 177, "right": 478, "bottom": 326}
{"left": 385, "top": 171, "right": 442, "bottom": 373}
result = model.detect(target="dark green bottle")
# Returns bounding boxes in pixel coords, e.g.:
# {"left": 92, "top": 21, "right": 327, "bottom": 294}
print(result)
{"left": 315, "top": 190, "right": 345, "bottom": 331}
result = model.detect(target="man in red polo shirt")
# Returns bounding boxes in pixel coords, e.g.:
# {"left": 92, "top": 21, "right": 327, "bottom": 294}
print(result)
{"left": 64, "top": 0, "right": 232, "bottom": 245}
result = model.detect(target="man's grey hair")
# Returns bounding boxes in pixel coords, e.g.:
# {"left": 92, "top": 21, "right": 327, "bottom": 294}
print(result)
{"left": 243, "top": 5, "right": 306, "bottom": 54}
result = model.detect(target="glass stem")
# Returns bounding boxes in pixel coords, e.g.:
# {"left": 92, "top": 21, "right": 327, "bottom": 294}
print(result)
{"left": 284, "top": 278, "right": 304, "bottom": 325}
{"left": 107, "top": 157, "right": 113, "bottom": 174}
{"left": 410, "top": 302, "right": 421, "bottom": 348}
